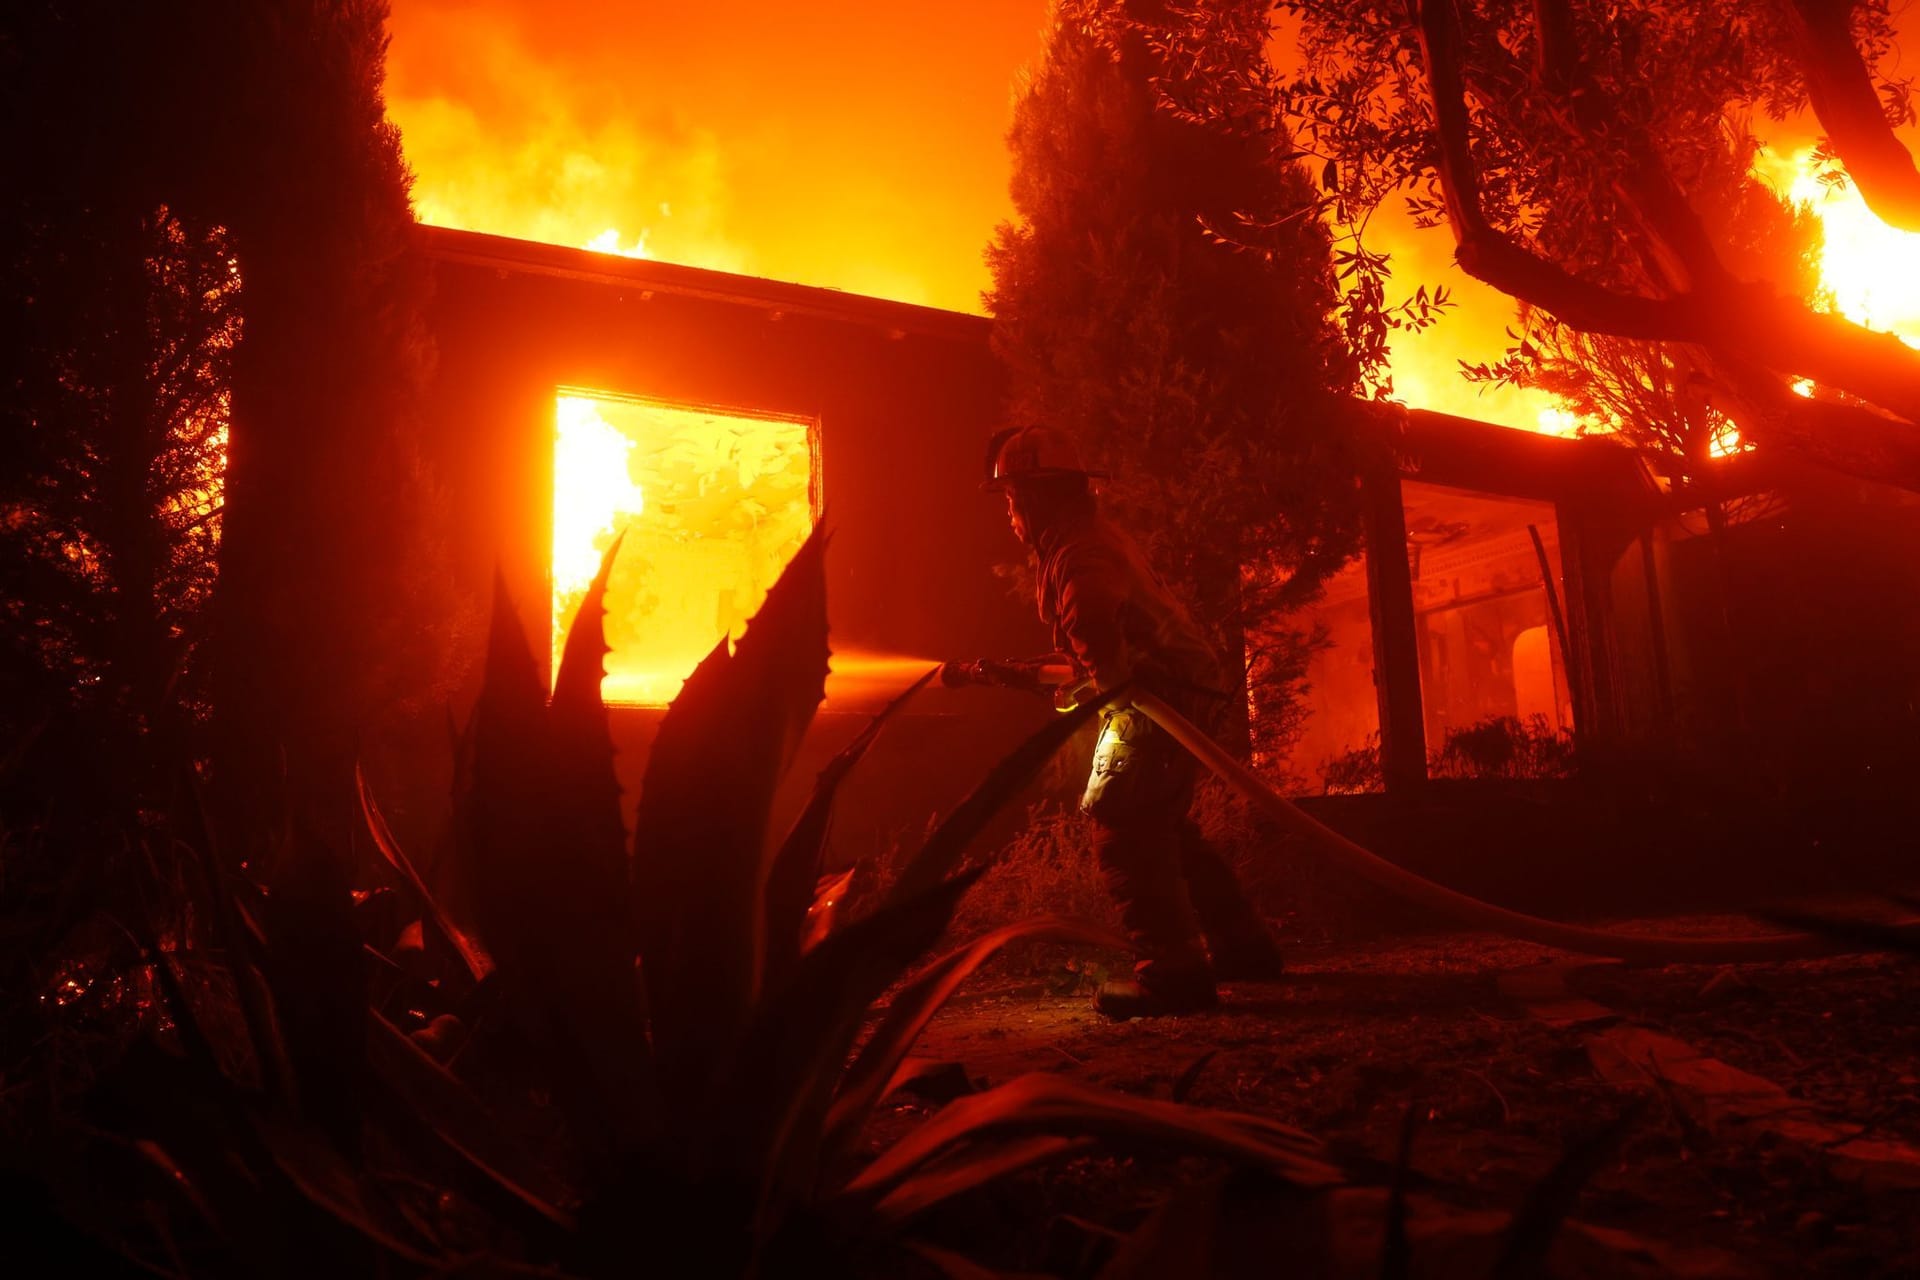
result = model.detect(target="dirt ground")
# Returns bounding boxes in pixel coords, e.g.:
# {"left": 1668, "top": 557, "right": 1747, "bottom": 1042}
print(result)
{"left": 868, "top": 926, "right": 1920, "bottom": 1278}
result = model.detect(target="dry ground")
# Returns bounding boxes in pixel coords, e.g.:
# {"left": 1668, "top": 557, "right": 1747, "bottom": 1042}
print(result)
{"left": 866, "top": 927, "right": 1920, "bottom": 1278}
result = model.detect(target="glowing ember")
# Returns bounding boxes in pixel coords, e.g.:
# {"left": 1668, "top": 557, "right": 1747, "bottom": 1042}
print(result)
{"left": 551, "top": 392, "right": 816, "bottom": 705}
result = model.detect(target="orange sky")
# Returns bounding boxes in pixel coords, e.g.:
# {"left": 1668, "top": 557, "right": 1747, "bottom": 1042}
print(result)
{"left": 383, "top": 2, "right": 1904, "bottom": 432}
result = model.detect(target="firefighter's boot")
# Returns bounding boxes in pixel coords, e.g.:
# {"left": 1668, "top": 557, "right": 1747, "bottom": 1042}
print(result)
{"left": 1090, "top": 822, "right": 1218, "bottom": 1019}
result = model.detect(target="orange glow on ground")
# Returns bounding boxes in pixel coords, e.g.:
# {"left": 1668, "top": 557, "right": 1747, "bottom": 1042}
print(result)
{"left": 552, "top": 392, "right": 816, "bottom": 705}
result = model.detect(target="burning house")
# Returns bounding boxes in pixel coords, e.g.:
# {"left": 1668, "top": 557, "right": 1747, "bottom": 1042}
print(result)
{"left": 413, "top": 225, "right": 1920, "bottom": 898}
{"left": 415, "top": 224, "right": 1046, "bottom": 857}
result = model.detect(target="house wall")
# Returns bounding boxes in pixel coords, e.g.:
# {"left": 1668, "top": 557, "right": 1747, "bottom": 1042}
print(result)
{"left": 415, "top": 229, "right": 1036, "bottom": 677}
{"left": 407, "top": 228, "right": 1061, "bottom": 869}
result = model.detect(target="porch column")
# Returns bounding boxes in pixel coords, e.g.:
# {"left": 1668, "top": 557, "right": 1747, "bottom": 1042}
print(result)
{"left": 1362, "top": 467, "right": 1427, "bottom": 792}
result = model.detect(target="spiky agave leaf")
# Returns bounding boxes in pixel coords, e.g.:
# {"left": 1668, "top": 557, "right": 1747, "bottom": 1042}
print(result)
{"left": 886, "top": 692, "right": 1113, "bottom": 906}
{"left": 1491, "top": 1104, "right": 1643, "bottom": 1280}
{"left": 538, "top": 534, "right": 653, "bottom": 1119}
{"left": 96, "top": 1037, "right": 409, "bottom": 1275}
{"left": 1092, "top": 1173, "right": 1229, "bottom": 1280}
{"left": 801, "top": 865, "right": 857, "bottom": 953}
{"left": 744, "top": 692, "right": 1133, "bottom": 1210}
{"left": 362, "top": 1013, "right": 575, "bottom": 1236}
{"left": 164, "top": 808, "right": 297, "bottom": 1107}
{"left": 245, "top": 1110, "right": 439, "bottom": 1267}
{"left": 870, "top": 1134, "right": 1099, "bottom": 1226}
{"left": 356, "top": 764, "right": 493, "bottom": 982}
{"left": 261, "top": 826, "right": 368, "bottom": 1156}
{"left": 464, "top": 572, "right": 551, "bottom": 948}
{"left": 548, "top": 530, "right": 629, "bottom": 891}
{"left": 843, "top": 1072, "right": 1342, "bottom": 1226}
{"left": 463, "top": 573, "right": 654, "bottom": 1167}
{"left": 724, "top": 869, "right": 986, "bottom": 1222}
{"left": 632, "top": 521, "right": 830, "bottom": 1102}
{"left": 763, "top": 663, "right": 939, "bottom": 983}
{"left": 822, "top": 916, "right": 1128, "bottom": 1160}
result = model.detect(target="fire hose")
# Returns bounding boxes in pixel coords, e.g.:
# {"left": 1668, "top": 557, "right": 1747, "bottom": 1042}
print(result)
{"left": 940, "top": 659, "right": 1910, "bottom": 963}
{"left": 1126, "top": 690, "right": 1895, "bottom": 965}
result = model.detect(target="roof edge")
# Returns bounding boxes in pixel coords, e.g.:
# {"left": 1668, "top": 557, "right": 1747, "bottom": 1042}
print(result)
{"left": 410, "top": 223, "right": 993, "bottom": 344}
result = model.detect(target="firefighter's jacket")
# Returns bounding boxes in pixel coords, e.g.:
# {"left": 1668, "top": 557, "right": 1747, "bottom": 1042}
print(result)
{"left": 1034, "top": 511, "right": 1222, "bottom": 698}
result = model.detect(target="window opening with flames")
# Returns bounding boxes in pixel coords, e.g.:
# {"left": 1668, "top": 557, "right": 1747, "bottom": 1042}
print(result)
{"left": 551, "top": 390, "right": 820, "bottom": 706}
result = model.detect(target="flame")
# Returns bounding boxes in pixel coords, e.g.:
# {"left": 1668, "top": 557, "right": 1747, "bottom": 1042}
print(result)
{"left": 1398, "top": 146, "right": 1920, "bottom": 445}
{"left": 583, "top": 227, "right": 652, "bottom": 259}
{"left": 1533, "top": 407, "right": 1581, "bottom": 437}
{"left": 1755, "top": 145, "right": 1920, "bottom": 348}
{"left": 552, "top": 395, "right": 644, "bottom": 616}
{"left": 551, "top": 391, "right": 815, "bottom": 705}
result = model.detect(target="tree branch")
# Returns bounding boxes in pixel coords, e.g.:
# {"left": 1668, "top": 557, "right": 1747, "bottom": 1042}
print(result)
{"left": 1409, "top": 0, "right": 1920, "bottom": 428}
{"left": 1413, "top": 0, "right": 1684, "bottom": 335}
{"left": 1788, "top": 0, "right": 1920, "bottom": 233}
{"left": 1715, "top": 355, "right": 1920, "bottom": 492}
{"left": 1526, "top": 0, "right": 1731, "bottom": 293}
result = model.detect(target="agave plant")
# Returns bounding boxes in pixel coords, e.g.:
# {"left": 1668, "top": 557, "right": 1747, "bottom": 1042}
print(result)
{"left": 35, "top": 524, "right": 1335, "bottom": 1277}
{"left": 20, "top": 526, "right": 1719, "bottom": 1278}
{"left": 411, "top": 523, "right": 1342, "bottom": 1275}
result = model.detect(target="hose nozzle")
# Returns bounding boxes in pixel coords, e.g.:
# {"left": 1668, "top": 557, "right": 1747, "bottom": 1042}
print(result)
{"left": 938, "top": 656, "right": 1074, "bottom": 694}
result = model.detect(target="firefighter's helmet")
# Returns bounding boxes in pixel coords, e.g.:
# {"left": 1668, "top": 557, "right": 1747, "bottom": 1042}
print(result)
{"left": 983, "top": 425, "right": 1109, "bottom": 492}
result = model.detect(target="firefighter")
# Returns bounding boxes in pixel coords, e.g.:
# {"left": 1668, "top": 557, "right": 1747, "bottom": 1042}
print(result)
{"left": 983, "top": 425, "right": 1286, "bottom": 1018}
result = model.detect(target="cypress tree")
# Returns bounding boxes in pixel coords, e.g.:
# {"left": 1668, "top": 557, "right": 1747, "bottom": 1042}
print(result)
{"left": 987, "top": 0, "right": 1372, "bottom": 762}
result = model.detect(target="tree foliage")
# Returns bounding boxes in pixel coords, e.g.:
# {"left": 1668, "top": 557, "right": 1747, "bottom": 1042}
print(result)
{"left": 2, "top": 6, "right": 241, "bottom": 832}
{"left": 987, "top": 0, "right": 1380, "bottom": 760}
{"left": 199, "top": 0, "right": 466, "bottom": 846}
{"left": 1272, "top": 0, "right": 1920, "bottom": 486}
{"left": 1463, "top": 127, "right": 1825, "bottom": 482}
{"left": 2, "top": 1, "right": 465, "bottom": 853}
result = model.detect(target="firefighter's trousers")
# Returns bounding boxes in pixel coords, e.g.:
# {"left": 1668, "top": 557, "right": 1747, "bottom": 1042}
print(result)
{"left": 1081, "top": 699, "right": 1270, "bottom": 985}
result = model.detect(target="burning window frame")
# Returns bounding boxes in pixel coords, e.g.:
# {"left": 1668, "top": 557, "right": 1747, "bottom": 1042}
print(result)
{"left": 549, "top": 385, "right": 823, "bottom": 707}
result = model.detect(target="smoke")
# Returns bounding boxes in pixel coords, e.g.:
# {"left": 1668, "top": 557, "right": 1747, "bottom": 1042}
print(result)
{"left": 385, "top": 0, "right": 1052, "bottom": 313}
{"left": 386, "top": 3, "right": 752, "bottom": 274}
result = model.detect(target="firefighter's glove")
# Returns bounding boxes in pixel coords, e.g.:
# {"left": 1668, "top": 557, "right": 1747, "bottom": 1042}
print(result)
{"left": 1052, "top": 676, "right": 1099, "bottom": 713}
{"left": 938, "top": 658, "right": 1044, "bottom": 694}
